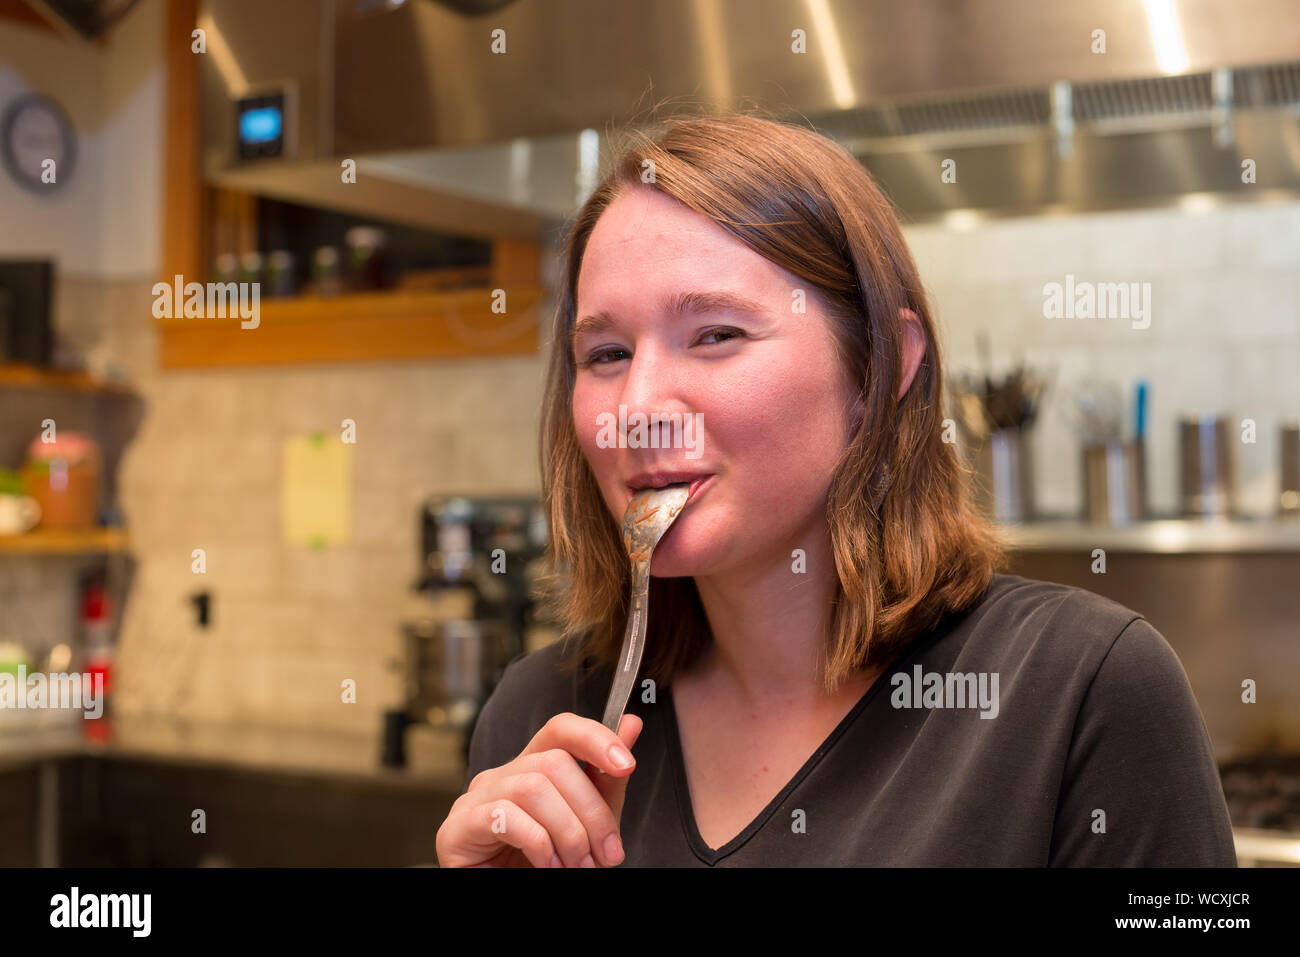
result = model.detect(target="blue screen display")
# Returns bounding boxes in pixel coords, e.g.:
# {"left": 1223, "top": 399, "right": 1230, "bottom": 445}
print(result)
{"left": 239, "top": 106, "right": 282, "bottom": 145}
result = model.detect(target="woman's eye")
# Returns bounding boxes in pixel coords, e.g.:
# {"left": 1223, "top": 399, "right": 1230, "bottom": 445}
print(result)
{"left": 577, "top": 347, "right": 629, "bottom": 368}
{"left": 576, "top": 328, "right": 743, "bottom": 368}
{"left": 697, "top": 327, "right": 744, "bottom": 345}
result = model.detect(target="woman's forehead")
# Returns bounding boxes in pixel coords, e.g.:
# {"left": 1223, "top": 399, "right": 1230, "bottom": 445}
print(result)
{"left": 584, "top": 191, "right": 738, "bottom": 267}
{"left": 579, "top": 202, "right": 800, "bottom": 317}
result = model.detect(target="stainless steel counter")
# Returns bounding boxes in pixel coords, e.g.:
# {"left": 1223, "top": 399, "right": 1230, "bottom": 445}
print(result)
{"left": 0, "top": 715, "right": 467, "bottom": 792}
{"left": 0, "top": 715, "right": 1291, "bottom": 865}
{"left": 1231, "top": 828, "right": 1300, "bottom": 866}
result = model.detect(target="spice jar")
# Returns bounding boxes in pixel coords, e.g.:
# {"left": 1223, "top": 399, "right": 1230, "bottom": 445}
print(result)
{"left": 21, "top": 431, "right": 101, "bottom": 528}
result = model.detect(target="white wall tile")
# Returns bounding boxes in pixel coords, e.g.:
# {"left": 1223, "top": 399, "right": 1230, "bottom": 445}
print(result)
{"left": 97, "top": 198, "right": 1300, "bottom": 731}
{"left": 1224, "top": 204, "right": 1300, "bottom": 269}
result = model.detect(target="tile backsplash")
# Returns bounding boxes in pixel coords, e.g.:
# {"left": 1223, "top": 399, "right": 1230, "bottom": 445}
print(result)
{"left": 903, "top": 201, "right": 1300, "bottom": 518}
{"left": 29, "top": 273, "right": 555, "bottom": 734}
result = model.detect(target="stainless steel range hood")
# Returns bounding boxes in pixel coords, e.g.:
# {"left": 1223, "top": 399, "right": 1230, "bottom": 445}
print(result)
{"left": 199, "top": 0, "right": 1300, "bottom": 235}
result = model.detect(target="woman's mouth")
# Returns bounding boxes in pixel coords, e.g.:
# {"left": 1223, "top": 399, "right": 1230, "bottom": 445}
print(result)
{"left": 626, "top": 473, "right": 715, "bottom": 508}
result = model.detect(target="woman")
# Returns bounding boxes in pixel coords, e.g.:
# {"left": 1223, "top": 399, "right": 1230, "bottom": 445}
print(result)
{"left": 435, "top": 113, "right": 1237, "bottom": 868}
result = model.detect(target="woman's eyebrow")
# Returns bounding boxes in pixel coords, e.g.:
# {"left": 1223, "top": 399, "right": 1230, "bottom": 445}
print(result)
{"left": 572, "top": 290, "right": 770, "bottom": 343}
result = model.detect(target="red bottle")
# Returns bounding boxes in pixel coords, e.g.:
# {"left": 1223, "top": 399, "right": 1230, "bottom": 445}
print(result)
{"left": 81, "top": 577, "right": 112, "bottom": 736}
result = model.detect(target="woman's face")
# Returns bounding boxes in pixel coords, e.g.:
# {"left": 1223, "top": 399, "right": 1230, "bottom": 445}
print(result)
{"left": 571, "top": 186, "right": 861, "bottom": 578}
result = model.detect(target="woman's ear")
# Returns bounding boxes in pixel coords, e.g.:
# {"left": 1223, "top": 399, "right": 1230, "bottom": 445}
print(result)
{"left": 898, "top": 308, "right": 926, "bottom": 400}
{"left": 846, "top": 308, "right": 924, "bottom": 435}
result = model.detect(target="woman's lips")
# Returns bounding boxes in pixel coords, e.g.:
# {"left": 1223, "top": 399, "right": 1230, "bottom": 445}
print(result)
{"left": 624, "top": 473, "right": 715, "bottom": 509}
{"left": 683, "top": 474, "right": 714, "bottom": 507}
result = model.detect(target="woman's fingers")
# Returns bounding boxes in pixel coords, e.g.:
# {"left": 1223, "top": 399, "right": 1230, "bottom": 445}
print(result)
{"left": 444, "top": 711, "right": 645, "bottom": 867}
{"left": 584, "top": 714, "right": 644, "bottom": 826}
{"left": 518, "top": 711, "right": 641, "bottom": 778}
{"left": 450, "top": 799, "right": 556, "bottom": 869}
{"left": 514, "top": 746, "right": 629, "bottom": 865}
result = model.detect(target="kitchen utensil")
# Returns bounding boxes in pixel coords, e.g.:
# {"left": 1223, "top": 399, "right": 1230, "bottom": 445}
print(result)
{"left": 601, "top": 484, "right": 690, "bottom": 733}
{"left": 950, "top": 359, "right": 1049, "bottom": 436}
{"left": 1134, "top": 380, "right": 1148, "bottom": 440}
{"left": 1017, "top": 368, "right": 1048, "bottom": 431}
{"left": 953, "top": 386, "right": 992, "bottom": 440}
{"left": 1065, "top": 379, "right": 1125, "bottom": 445}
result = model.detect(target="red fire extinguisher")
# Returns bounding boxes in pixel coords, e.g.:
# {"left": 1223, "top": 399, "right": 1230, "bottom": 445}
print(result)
{"left": 81, "top": 576, "right": 112, "bottom": 731}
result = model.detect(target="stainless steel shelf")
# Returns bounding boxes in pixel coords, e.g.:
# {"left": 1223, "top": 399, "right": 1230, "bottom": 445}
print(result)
{"left": 1001, "top": 518, "right": 1300, "bottom": 553}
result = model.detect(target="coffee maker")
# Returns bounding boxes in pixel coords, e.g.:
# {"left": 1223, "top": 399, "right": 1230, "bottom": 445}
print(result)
{"left": 382, "top": 495, "right": 549, "bottom": 768}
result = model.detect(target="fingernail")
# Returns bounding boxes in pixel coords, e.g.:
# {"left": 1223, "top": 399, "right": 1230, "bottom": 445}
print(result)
{"left": 603, "top": 833, "right": 624, "bottom": 865}
{"left": 608, "top": 744, "right": 634, "bottom": 769}
{"left": 580, "top": 853, "right": 596, "bottom": 868}
{"left": 550, "top": 853, "right": 563, "bottom": 868}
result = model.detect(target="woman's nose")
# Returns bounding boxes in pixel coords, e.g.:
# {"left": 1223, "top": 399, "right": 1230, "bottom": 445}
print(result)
{"left": 617, "top": 348, "right": 692, "bottom": 433}
{"left": 619, "top": 345, "right": 674, "bottom": 407}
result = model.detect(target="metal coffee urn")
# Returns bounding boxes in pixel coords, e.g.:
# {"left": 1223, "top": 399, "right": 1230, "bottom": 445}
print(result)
{"left": 382, "top": 495, "right": 549, "bottom": 768}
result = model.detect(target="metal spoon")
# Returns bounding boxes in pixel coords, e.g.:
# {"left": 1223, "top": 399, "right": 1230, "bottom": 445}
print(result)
{"left": 600, "top": 483, "right": 690, "bottom": 733}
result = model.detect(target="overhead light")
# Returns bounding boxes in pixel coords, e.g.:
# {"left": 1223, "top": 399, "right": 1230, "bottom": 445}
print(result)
{"left": 1143, "top": 0, "right": 1190, "bottom": 75}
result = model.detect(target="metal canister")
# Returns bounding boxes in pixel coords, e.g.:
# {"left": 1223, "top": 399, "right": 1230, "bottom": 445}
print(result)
{"left": 1179, "top": 414, "right": 1235, "bottom": 518}
{"left": 1082, "top": 439, "right": 1145, "bottom": 524}
{"left": 1280, "top": 421, "right": 1300, "bottom": 517}
{"left": 973, "top": 427, "right": 1034, "bottom": 523}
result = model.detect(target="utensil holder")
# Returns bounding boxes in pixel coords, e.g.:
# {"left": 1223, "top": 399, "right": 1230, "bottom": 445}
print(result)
{"left": 1179, "top": 414, "right": 1235, "bottom": 519}
{"left": 1081, "top": 439, "right": 1145, "bottom": 525}
{"left": 973, "top": 427, "right": 1034, "bottom": 523}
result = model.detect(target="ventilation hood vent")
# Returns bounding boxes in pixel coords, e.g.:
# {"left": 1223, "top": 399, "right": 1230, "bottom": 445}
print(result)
{"left": 199, "top": 0, "right": 1300, "bottom": 232}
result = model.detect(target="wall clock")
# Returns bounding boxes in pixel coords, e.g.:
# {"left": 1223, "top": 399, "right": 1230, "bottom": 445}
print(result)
{"left": 2, "top": 94, "right": 77, "bottom": 192}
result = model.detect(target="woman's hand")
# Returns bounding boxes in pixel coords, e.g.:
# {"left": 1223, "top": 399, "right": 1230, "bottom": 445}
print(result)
{"left": 436, "top": 712, "right": 643, "bottom": 868}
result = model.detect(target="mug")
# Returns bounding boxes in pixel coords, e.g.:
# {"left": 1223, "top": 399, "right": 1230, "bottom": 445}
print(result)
{"left": 0, "top": 495, "right": 40, "bottom": 535}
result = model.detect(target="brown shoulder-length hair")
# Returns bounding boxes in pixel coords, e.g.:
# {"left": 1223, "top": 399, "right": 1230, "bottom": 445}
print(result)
{"left": 537, "top": 111, "right": 1005, "bottom": 696}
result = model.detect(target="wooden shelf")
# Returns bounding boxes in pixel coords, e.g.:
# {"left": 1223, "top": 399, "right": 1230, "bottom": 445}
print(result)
{"left": 156, "top": 285, "right": 543, "bottom": 368}
{"left": 0, "top": 527, "right": 130, "bottom": 555}
{"left": 156, "top": 0, "right": 545, "bottom": 372}
{"left": 0, "top": 363, "right": 135, "bottom": 396}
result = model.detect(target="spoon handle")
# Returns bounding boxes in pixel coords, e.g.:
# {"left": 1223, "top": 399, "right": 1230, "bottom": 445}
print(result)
{"left": 601, "top": 560, "right": 651, "bottom": 732}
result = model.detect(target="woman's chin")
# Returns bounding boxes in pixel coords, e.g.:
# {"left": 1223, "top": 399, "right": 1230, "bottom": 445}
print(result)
{"left": 647, "top": 534, "right": 715, "bottom": 578}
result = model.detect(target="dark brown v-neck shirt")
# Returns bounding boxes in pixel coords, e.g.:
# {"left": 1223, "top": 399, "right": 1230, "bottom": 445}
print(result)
{"left": 461, "top": 573, "right": 1238, "bottom": 866}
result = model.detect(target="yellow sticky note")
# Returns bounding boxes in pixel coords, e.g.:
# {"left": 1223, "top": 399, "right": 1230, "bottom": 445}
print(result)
{"left": 281, "top": 434, "right": 354, "bottom": 547}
